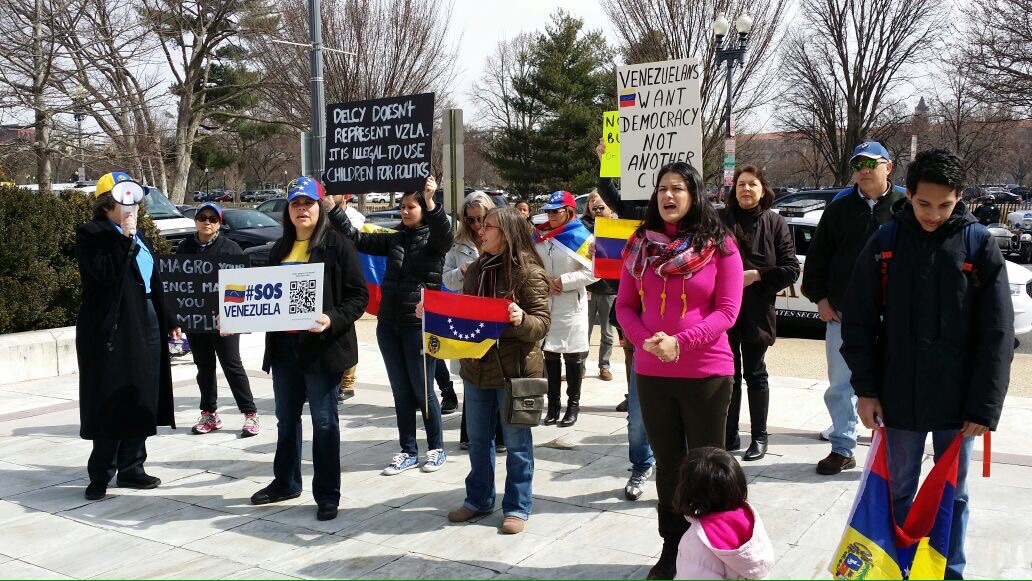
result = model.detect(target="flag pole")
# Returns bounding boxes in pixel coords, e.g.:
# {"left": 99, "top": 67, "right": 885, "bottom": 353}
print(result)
{"left": 420, "top": 288, "right": 429, "bottom": 422}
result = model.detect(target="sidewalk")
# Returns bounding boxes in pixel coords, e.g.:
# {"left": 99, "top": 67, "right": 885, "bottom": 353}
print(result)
{"left": 0, "top": 333, "right": 1030, "bottom": 579}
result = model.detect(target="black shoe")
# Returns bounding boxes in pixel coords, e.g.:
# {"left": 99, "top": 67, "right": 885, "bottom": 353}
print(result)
{"left": 116, "top": 474, "right": 161, "bottom": 489}
{"left": 615, "top": 395, "right": 628, "bottom": 413}
{"left": 316, "top": 504, "right": 338, "bottom": 521}
{"left": 459, "top": 441, "right": 470, "bottom": 450}
{"left": 646, "top": 541, "right": 678, "bottom": 580}
{"left": 337, "top": 389, "right": 354, "bottom": 403}
{"left": 725, "top": 434, "right": 741, "bottom": 452}
{"left": 742, "top": 438, "right": 768, "bottom": 461}
{"left": 441, "top": 394, "right": 458, "bottom": 415}
{"left": 559, "top": 403, "right": 579, "bottom": 427}
{"left": 543, "top": 405, "right": 560, "bottom": 425}
{"left": 250, "top": 486, "right": 302, "bottom": 505}
{"left": 84, "top": 482, "right": 107, "bottom": 500}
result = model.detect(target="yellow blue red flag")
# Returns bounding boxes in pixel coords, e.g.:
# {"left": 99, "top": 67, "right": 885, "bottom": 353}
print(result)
{"left": 830, "top": 429, "right": 961, "bottom": 580}
{"left": 534, "top": 218, "right": 593, "bottom": 268}
{"left": 593, "top": 217, "right": 640, "bottom": 279}
{"left": 357, "top": 223, "right": 394, "bottom": 316}
{"left": 422, "top": 289, "right": 511, "bottom": 360}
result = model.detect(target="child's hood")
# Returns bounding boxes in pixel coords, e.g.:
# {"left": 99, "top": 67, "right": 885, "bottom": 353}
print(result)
{"left": 691, "top": 502, "right": 775, "bottom": 579}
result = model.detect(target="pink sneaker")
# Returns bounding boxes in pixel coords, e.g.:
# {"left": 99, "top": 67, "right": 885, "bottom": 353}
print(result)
{"left": 241, "top": 412, "right": 260, "bottom": 437}
{"left": 192, "top": 410, "right": 222, "bottom": 434}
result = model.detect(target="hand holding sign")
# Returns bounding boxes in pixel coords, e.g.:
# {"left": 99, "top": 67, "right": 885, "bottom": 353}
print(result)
{"left": 310, "top": 313, "right": 332, "bottom": 333}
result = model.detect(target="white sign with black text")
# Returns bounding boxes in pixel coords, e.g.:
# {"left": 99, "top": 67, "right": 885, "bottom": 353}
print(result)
{"left": 219, "top": 264, "right": 324, "bottom": 334}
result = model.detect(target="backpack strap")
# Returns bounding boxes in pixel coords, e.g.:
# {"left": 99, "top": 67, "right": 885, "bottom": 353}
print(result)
{"left": 875, "top": 221, "right": 898, "bottom": 306}
{"left": 962, "top": 223, "right": 990, "bottom": 290}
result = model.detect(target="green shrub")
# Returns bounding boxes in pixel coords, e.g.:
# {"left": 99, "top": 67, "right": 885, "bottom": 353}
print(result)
{"left": 0, "top": 184, "right": 168, "bottom": 334}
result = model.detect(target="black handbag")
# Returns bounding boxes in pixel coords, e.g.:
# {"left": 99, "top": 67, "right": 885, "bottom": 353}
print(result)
{"left": 495, "top": 346, "right": 547, "bottom": 428}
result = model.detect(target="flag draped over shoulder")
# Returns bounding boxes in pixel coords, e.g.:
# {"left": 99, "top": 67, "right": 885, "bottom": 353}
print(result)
{"left": 593, "top": 217, "right": 639, "bottom": 279}
{"left": 535, "top": 218, "right": 593, "bottom": 268}
{"left": 830, "top": 429, "right": 961, "bottom": 580}
{"left": 357, "top": 223, "right": 393, "bottom": 316}
{"left": 422, "top": 289, "right": 511, "bottom": 360}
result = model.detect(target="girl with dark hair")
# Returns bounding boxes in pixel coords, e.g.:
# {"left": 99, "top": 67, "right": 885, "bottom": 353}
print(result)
{"left": 671, "top": 447, "right": 774, "bottom": 579}
{"left": 324, "top": 176, "right": 453, "bottom": 476}
{"left": 719, "top": 165, "right": 800, "bottom": 461}
{"left": 442, "top": 206, "right": 551, "bottom": 534}
{"left": 615, "top": 162, "right": 744, "bottom": 579}
{"left": 249, "top": 177, "right": 368, "bottom": 522}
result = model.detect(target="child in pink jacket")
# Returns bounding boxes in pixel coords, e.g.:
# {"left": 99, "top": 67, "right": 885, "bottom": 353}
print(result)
{"left": 673, "top": 447, "right": 775, "bottom": 579}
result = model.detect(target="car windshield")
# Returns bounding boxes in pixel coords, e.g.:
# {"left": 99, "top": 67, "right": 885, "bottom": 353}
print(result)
{"left": 141, "top": 188, "right": 184, "bottom": 219}
{"left": 224, "top": 209, "right": 280, "bottom": 229}
{"left": 772, "top": 191, "right": 836, "bottom": 208}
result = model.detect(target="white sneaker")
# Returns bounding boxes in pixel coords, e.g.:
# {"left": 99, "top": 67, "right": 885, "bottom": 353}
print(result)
{"left": 421, "top": 449, "right": 447, "bottom": 472}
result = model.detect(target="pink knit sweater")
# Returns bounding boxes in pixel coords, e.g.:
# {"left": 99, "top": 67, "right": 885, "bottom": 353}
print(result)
{"left": 615, "top": 231, "right": 743, "bottom": 378}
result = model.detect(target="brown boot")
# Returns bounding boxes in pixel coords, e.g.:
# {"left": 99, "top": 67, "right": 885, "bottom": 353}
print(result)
{"left": 816, "top": 452, "right": 856, "bottom": 475}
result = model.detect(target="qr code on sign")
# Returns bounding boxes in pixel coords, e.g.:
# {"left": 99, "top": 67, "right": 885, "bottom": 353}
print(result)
{"left": 288, "top": 280, "right": 317, "bottom": 314}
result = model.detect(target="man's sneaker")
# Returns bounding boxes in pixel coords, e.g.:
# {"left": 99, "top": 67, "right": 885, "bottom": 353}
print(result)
{"left": 816, "top": 452, "right": 857, "bottom": 475}
{"left": 241, "top": 412, "right": 260, "bottom": 437}
{"left": 382, "top": 453, "right": 419, "bottom": 476}
{"left": 599, "top": 367, "right": 613, "bottom": 381}
{"left": 192, "top": 411, "right": 222, "bottom": 434}
{"left": 624, "top": 465, "right": 654, "bottom": 501}
{"left": 819, "top": 425, "right": 833, "bottom": 441}
{"left": 440, "top": 394, "right": 458, "bottom": 415}
{"left": 422, "top": 449, "right": 447, "bottom": 472}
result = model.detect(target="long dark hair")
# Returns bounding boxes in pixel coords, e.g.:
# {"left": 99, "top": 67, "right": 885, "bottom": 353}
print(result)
{"left": 726, "top": 164, "right": 775, "bottom": 212}
{"left": 400, "top": 191, "right": 429, "bottom": 227}
{"left": 487, "top": 207, "right": 545, "bottom": 296}
{"left": 672, "top": 447, "right": 748, "bottom": 518}
{"left": 269, "top": 198, "right": 331, "bottom": 265}
{"left": 637, "top": 162, "right": 731, "bottom": 253}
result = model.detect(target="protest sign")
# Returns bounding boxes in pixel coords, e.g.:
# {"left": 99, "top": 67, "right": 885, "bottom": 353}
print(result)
{"left": 219, "top": 264, "right": 324, "bottom": 334}
{"left": 323, "top": 92, "right": 435, "bottom": 195}
{"left": 600, "top": 111, "right": 621, "bottom": 178}
{"left": 159, "top": 255, "right": 249, "bottom": 332}
{"left": 616, "top": 58, "right": 703, "bottom": 199}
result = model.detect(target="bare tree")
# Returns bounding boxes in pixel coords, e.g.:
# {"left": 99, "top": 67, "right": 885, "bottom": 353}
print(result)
{"left": 778, "top": 0, "right": 946, "bottom": 186}
{"left": 600, "top": 0, "right": 791, "bottom": 182}
{"left": 961, "top": 0, "right": 1032, "bottom": 115}
{"left": 468, "top": 34, "right": 538, "bottom": 133}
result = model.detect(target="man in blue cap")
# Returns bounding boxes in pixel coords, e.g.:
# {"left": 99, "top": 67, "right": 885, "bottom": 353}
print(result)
{"left": 801, "top": 141, "right": 907, "bottom": 475}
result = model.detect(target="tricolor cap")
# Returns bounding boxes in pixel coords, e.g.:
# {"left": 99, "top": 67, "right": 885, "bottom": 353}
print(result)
{"left": 849, "top": 142, "right": 891, "bottom": 163}
{"left": 196, "top": 202, "right": 223, "bottom": 222}
{"left": 286, "top": 176, "right": 325, "bottom": 202}
{"left": 95, "top": 171, "right": 147, "bottom": 205}
{"left": 540, "top": 190, "right": 576, "bottom": 211}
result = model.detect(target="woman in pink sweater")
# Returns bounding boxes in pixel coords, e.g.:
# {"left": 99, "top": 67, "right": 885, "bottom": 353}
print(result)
{"left": 616, "top": 161, "right": 743, "bottom": 580}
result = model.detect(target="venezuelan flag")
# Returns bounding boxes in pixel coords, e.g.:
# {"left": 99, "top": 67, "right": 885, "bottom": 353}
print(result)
{"left": 594, "top": 217, "right": 640, "bottom": 279}
{"left": 358, "top": 223, "right": 394, "bottom": 316}
{"left": 619, "top": 90, "right": 636, "bottom": 108}
{"left": 422, "top": 289, "right": 511, "bottom": 360}
{"left": 830, "top": 429, "right": 960, "bottom": 580}
{"left": 224, "top": 284, "right": 246, "bottom": 304}
{"left": 535, "top": 218, "right": 594, "bottom": 268}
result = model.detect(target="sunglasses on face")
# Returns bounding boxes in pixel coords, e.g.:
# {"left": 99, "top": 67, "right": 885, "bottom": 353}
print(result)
{"left": 852, "top": 158, "right": 884, "bottom": 171}
{"left": 591, "top": 206, "right": 607, "bottom": 214}
{"left": 463, "top": 215, "right": 484, "bottom": 225}
{"left": 545, "top": 209, "right": 564, "bottom": 215}
{"left": 195, "top": 214, "right": 220, "bottom": 224}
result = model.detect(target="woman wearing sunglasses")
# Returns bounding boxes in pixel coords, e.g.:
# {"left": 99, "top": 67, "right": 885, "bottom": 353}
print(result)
{"left": 75, "top": 172, "right": 180, "bottom": 501}
{"left": 176, "top": 203, "right": 260, "bottom": 438}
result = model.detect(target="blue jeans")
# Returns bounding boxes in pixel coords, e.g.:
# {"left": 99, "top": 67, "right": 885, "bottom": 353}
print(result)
{"left": 885, "top": 428, "right": 973, "bottom": 580}
{"left": 626, "top": 353, "right": 654, "bottom": 472}
{"left": 824, "top": 319, "right": 858, "bottom": 456}
{"left": 462, "top": 381, "right": 534, "bottom": 519}
{"left": 269, "top": 335, "right": 340, "bottom": 507}
{"left": 377, "top": 322, "right": 443, "bottom": 455}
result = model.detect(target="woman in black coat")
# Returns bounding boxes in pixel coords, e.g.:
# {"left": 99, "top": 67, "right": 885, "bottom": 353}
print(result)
{"left": 75, "top": 172, "right": 179, "bottom": 501}
{"left": 248, "top": 177, "right": 368, "bottom": 522}
{"left": 719, "top": 165, "right": 800, "bottom": 461}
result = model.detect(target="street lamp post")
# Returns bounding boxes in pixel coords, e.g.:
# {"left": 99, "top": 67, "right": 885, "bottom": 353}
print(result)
{"left": 72, "top": 87, "right": 87, "bottom": 182}
{"left": 712, "top": 12, "right": 753, "bottom": 200}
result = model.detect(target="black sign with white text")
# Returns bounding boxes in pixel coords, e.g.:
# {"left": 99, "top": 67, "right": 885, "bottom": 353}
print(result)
{"left": 159, "top": 254, "right": 250, "bottom": 333}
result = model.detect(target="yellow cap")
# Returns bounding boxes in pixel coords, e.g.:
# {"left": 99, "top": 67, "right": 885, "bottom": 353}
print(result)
{"left": 94, "top": 172, "right": 133, "bottom": 197}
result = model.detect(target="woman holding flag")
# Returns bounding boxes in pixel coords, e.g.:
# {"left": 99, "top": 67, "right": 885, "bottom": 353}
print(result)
{"left": 615, "top": 162, "right": 743, "bottom": 579}
{"left": 441, "top": 206, "right": 551, "bottom": 534}
{"left": 534, "top": 190, "right": 598, "bottom": 427}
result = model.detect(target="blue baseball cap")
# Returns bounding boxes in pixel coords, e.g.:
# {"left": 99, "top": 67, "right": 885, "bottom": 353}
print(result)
{"left": 540, "top": 190, "right": 576, "bottom": 211}
{"left": 850, "top": 141, "right": 891, "bottom": 163}
{"left": 196, "top": 202, "right": 223, "bottom": 222}
{"left": 286, "top": 176, "right": 325, "bottom": 202}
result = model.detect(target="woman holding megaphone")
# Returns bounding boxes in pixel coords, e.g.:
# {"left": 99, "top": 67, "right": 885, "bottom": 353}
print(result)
{"left": 75, "top": 172, "right": 181, "bottom": 501}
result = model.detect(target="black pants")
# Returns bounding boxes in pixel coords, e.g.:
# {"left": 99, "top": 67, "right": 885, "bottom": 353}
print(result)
{"left": 727, "top": 337, "right": 770, "bottom": 440}
{"left": 637, "top": 374, "right": 732, "bottom": 515}
{"left": 188, "top": 332, "right": 257, "bottom": 414}
{"left": 88, "top": 438, "right": 147, "bottom": 485}
{"left": 544, "top": 351, "right": 584, "bottom": 408}
{"left": 435, "top": 359, "right": 456, "bottom": 398}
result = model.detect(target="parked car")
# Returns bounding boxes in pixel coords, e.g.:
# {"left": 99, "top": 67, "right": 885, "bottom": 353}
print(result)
{"left": 777, "top": 203, "right": 1032, "bottom": 335}
{"left": 181, "top": 207, "right": 198, "bottom": 220}
{"left": 175, "top": 204, "right": 194, "bottom": 214}
{"left": 240, "top": 190, "right": 256, "bottom": 202}
{"left": 771, "top": 189, "right": 840, "bottom": 211}
{"left": 243, "top": 242, "right": 274, "bottom": 267}
{"left": 365, "top": 192, "right": 392, "bottom": 203}
{"left": 220, "top": 208, "right": 283, "bottom": 249}
{"left": 254, "top": 189, "right": 282, "bottom": 202}
{"left": 255, "top": 197, "right": 286, "bottom": 223}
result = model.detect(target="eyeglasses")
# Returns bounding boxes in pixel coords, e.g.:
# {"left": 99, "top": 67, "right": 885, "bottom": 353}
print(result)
{"left": 195, "top": 214, "right": 220, "bottom": 224}
{"left": 852, "top": 158, "right": 885, "bottom": 172}
{"left": 463, "top": 215, "right": 484, "bottom": 225}
{"left": 482, "top": 223, "right": 499, "bottom": 231}
{"left": 590, "top": 206, "right": 607, "bottom": 214}
{"left": 545, "top": 209, "right": 564, "bottom": 215}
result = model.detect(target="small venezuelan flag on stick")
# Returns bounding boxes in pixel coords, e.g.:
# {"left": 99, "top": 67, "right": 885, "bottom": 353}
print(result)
{"left": 593, "top": 217, "right": 640, "bottom": 280}
{"left": 422, "top": 289, "right": 512, "bottom": 360}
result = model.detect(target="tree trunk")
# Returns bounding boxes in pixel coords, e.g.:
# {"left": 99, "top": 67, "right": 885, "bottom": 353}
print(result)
{"left": 170, "top": 95, "right": 196, "bottom": 204}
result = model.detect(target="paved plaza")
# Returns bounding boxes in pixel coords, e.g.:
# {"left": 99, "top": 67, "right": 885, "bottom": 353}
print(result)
{"left": 1, "top": 331, "right": 1031, "bottom": 579}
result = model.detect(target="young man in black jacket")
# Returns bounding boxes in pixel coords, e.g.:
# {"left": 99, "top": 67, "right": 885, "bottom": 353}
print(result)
{"left": 841, "top": 149, "right": 1013, "bottom": 579}
{"left": 801, "top": 141, "right": 906, "bottom": 475}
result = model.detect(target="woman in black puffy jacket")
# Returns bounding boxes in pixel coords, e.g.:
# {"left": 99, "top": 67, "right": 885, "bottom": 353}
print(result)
{"left": 325, "top": 176, "right": 453, "bottom": 476}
